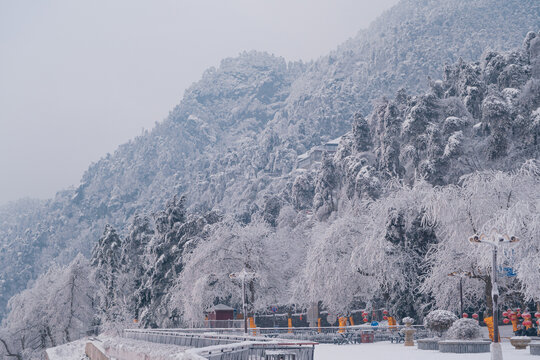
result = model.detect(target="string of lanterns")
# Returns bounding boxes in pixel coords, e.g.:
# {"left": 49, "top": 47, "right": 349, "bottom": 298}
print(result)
{"left": 361, "top": 309, "right": 390, "bottom": 323}
{"left": 501, "top": 308, "right": 540, "bottom": 326}
{"left": 358, "top": 307, "right": 540, "bottom": 326}
{"left": 462, "top": 312, "right": 479, "bottom": 319}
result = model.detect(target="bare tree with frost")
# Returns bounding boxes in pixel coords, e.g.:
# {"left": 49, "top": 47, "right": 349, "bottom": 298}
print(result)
{"left": 422, "top": 160, "right": 540, "bottom": 311}
{"left": 175, "top": 218, "right": 276, "bottom": 323}
{"left": 0, "top": 254, "right": 95, "bottom": 359}
{"left": 349, "top": 180, "right": 437, "bottom": 318}
{"left": 296, "top": 213, "right": 374, "bottom": 314}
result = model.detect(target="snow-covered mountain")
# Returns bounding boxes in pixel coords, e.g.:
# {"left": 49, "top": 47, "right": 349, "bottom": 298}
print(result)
{"left": 0, "top": 0, "right": 538, "bottom": 320}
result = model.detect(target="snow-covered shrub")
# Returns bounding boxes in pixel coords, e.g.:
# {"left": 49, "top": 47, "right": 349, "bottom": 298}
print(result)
{"left": 424, "top": 310, "right": 458, "bottom": 336}
{"left": 447, "top": 318, "right": 481, "bottom": 340}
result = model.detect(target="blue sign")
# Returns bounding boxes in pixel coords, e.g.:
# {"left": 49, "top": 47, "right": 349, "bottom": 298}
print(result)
{"left": 271, "top": 306, "right": 278, "bottom": 313}
{"left": 499, "top": 266, "right": 517, "bottom": 277}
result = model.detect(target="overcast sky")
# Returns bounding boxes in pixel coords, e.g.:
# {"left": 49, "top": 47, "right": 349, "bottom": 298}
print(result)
{"left": 0, "top": 0, "right": 399, "bottom": 205}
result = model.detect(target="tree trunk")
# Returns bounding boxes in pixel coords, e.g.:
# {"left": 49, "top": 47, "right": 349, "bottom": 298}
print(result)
{"left": 0, "top": 337, "right": 22, "bottom": 360}
{"left": 46, "top": 326, "right": 56, "bottom": 347}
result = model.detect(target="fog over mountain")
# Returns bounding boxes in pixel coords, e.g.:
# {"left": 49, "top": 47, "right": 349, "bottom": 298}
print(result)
{"left": 0, "top": 0, "right": 539, "bottom": 325}
{"left": 0, "top": 0, "right": 399, "bottom": 204}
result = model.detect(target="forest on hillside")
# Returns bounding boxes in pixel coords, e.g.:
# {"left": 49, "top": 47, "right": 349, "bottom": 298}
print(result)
{"left": 2, "top": 29, "right": 539, "bottom": 359}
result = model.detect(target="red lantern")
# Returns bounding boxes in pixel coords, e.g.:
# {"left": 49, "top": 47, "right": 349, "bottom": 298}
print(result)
{"left": 503, "top": 318, "right": 510, "bottom": 324}
{"left": 382, "top": 310, "right": 388, "bottom": 315}
{"left": 523, "top": 313, "right": 531, "bottom": 319}
{"left": 517, "top": 308, "right": 521, "bottom": 312}
{"left": 502, "top": 312, "right": 508, "bottom": 317}
{"left": 363, "top": 317, "right": 368, "bottom": 323}
{"left": 383, "top": 316, "right": 388, "bottom": 320}
{"left": 535, "top": 312, "right": 540, "bottom": 318}
{"left": 362, "top": 312, "right": 368, "bottom": 317}
{"left": 472, "top": 313, "right": 479, "bottom": 319}
{"left": 507, "top": 308, "right": 512, "bottom": 313}
{"left": 523, "top": 320, "right": 532, "bottom": 326}
{"left": 463, "top": 313, "right": 469, "bottom": 318}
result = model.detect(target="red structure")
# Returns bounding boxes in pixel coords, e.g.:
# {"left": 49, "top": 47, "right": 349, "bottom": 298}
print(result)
{"left": 206, "top": 304, "right": 236, "bottom": 328}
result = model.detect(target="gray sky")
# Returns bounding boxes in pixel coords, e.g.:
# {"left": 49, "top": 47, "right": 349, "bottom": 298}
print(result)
{"left": 0, "top": 0, "right": 399, "bottom": 205}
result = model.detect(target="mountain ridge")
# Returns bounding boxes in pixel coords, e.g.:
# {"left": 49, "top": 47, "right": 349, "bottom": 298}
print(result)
{"left": 0, "top": 0, "right": 538, "bottom": 319}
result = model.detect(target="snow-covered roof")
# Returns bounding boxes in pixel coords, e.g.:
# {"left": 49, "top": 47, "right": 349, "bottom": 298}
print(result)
{"left": 213, "top": 304, "right": 234, "bottom": 311}
{"left": 297, "top": 152, "right": 310, "bottom": 160}
{"left": 326, "top": 136, "right": 342, "bottom": 145}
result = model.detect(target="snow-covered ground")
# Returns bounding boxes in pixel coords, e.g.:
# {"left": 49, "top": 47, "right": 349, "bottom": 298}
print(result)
{"left": 45, "top": 336, "right": 188, "bottom": 360}
{"left": 45, "top": 338, "right": 88, "bottom": 360}
{"left": 314, "top": 341, "right": 538, "bottom": 360}
{"left": 103, "top": 336, "right": 187, "bottom": 359}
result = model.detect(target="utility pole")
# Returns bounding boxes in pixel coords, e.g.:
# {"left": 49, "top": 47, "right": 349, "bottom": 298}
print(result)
{"left": 448, "top": 270, "right": 472, "bottom": 317}
{"left": 492, "top": 245, "right": 499, "bottom": 345}
{"left": 230, "top": 269, "right": 256, "bottom": 335}
{"left": 460, "top": 277, "right": 464, "bottom": 316}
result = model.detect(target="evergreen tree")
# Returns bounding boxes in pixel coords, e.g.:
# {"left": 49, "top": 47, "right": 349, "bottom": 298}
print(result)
{"left": 91, "top": 225, "right": 122, "bottom": 319}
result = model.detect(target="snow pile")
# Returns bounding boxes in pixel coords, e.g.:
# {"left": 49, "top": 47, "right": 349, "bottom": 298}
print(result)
{"left": 447, "top": 318, "right": 481, "bottom": 340}
{"left": 423, "top": 310, "right": 458, "bottom": 336}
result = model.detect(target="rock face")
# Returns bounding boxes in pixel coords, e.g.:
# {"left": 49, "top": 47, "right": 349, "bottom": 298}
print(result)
{"left": 0, "top": 0, "right": 539, "bottom": 318}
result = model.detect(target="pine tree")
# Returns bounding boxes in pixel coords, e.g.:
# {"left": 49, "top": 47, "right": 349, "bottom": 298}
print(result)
{"left": 91, "top": 225, "right": 122, "bottom": 318}
{"left": 352, "top": 113, "right": 372, "bottom": 152}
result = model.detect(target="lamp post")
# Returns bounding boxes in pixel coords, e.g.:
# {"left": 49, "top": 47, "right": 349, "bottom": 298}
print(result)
{"left": 448, "top": 270, "right": 472, "bottom": 316}
{"left": 230, "top": 269, "right": 256, "bottom": 335}
{"left": 469, "top": 231, "right": 519, "bottom": 360}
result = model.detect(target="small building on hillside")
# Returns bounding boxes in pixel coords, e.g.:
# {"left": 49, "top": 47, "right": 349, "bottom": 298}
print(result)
{"left": 296, "top": 137, "right": 341, "bottom": 169}
{"left": 207, "top": 304, "right": 234, "bottom": 321}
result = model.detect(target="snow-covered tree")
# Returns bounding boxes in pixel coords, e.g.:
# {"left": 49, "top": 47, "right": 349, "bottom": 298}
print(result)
{"left": 349, "top": 180, "right": 437, "bottom": 319}
{"left": 313, "top": 154, "right": 338, "bottom": 220}
{"left": 422, "top": 161, "right": 540, "bottom": 311}
{"left": 295, "top": 213, "right": 374, "bottom": 314}
{"left": 119, "top": 214, "right": 154, "bottom": 322}
{"left": 174, "top": 216, "right": 299, "bottom": 323}
{"left": 136, "top": 195, "right": 215, "bottom": 327}
{"left": 0, "top": 254, "right": 95, "bottom": 359}
{"left": 91, "top": 224, "right": 122, "bottom": 320}
{"left": 352, "top": 113, "right": 372, "bottom": 152}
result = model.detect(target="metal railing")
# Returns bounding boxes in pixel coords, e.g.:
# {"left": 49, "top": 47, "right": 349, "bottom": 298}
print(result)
{"left": 201, "top": 320, "right": 245, "bottom": 329}
{"left": 185, "top": 341, "right": 315, "bottom": 360}
{"left": 123, "top": 329, "right": 317, "bottom": 360}
{"left": 147, "top": 324, "right": 429, "bottom": 338}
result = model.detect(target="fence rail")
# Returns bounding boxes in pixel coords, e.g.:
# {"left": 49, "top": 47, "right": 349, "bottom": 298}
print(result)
{"left": 139, "top": 325, "right": 432, "bottom": 343}
{"left": 123, "top": 329, "right": 317, "bottom": 360}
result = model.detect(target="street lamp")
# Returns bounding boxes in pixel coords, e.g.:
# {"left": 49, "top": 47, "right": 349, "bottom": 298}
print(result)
{"left": 229, "top": 269, "right": 256, "bottom": 335}
{"left": 469, "top": 231, "right": 519, "bottom": 360}
{"left": 448, "top": 270, "right": 472, "bottom": 316}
